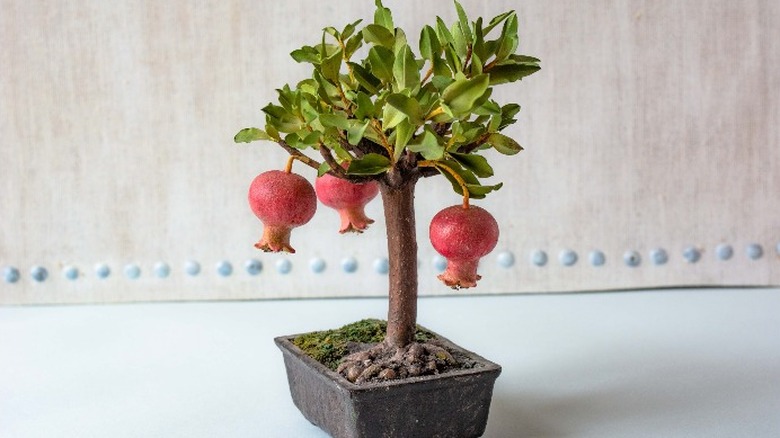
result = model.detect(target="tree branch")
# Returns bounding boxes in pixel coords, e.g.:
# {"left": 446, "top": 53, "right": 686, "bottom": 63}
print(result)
{"left": 433, "top": 122, "right": 451, "bottom": 137}
{"left": 418, "top": 166, "right": 440, "bottom": 178}
{"left": 319, "top": 144, "right": 346, "bottom": 177}
{"left": 277, "top": 140, "right": 322, "bottom": 171}
{"left": 462, "top": 44, "right": 473, "bottom": 75}
{"left": 455, "top": 133, "right": 490, "bottom": 154}
{"left": 369, "top": 120, "right": 395, "bottom": 158}
{"left": 356, "top": 138, "right": 389, "bottom": 158}
{"left": 339, "top": 137, "right": 363, "bottom": 158}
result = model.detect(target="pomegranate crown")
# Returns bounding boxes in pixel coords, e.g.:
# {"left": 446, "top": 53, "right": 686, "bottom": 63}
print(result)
{"left": 235, "top": 0, "right": 539, "bottom": 202}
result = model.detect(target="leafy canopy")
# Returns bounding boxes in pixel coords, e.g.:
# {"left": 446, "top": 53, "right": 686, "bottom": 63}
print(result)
{"left": 235, "top": 0, "right": 539, "bottom": 199}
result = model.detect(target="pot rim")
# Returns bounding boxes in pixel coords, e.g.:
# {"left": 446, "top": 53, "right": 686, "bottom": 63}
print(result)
{"left": 274, "top": 326, "right": 501, "bottom": 392}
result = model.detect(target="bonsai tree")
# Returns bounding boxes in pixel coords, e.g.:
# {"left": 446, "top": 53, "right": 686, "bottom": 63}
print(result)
{"left": 236, "top": 0, "right": 539, "bottom": 381}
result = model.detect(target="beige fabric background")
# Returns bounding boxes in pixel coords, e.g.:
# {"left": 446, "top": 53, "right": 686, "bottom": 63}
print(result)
{"left": 1, "top": 0, "right": 778, "bottom": 305}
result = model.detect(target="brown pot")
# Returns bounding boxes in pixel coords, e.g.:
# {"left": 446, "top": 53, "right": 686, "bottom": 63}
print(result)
{"left": 275, "top": 329, "right": 501, "bottom": 438}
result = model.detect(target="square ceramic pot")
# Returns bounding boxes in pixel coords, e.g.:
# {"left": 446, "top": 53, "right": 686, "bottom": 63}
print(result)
{"left": 275, "top": 330, "right": 501, "bottom": 438}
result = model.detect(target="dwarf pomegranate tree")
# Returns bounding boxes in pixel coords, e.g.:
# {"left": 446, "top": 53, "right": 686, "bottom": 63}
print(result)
{"left": 236, "top": 1, "right": 539, "bottom": 352}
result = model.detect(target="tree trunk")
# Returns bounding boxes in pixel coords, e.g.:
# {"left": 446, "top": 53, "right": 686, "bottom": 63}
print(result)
{"left": 380, "top": 177, "right": 418, "bottom": 349}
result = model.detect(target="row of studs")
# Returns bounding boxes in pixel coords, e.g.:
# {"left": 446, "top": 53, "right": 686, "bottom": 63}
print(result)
{"left": 2, "top": 243, "right": 777, "bottom": 284}
{"left": 524, "top": 243, "right": 772, "bottom": 268}
{"left": 1, "top": 257, "right": 384, "bottom": 283}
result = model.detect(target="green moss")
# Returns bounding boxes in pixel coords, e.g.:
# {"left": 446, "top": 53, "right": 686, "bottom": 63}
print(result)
{"left": 292, "top": 319, "right": 436, "bottom": 370}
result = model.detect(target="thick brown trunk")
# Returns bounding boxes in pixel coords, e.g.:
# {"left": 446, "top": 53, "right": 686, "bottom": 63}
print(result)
{"left": 380, "top": 178, "right": 418, "bottom": 349}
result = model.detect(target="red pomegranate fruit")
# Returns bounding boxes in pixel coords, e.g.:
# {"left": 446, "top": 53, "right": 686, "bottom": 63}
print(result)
{"left": 248, "top": 170, "right": 317, "bottom": 253}
{"left": 429, "top": 205, "right": 499, "bottom": 288}
{"left": 315, "top": 173, "right": 379, "bottom": 233}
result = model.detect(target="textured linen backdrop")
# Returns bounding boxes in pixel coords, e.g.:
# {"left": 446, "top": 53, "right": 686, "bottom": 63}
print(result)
{"left": 1, "top": 0, "right": 778, "bottom": 304}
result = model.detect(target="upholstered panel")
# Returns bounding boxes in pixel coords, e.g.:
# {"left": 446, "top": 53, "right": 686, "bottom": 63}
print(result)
{"left": 1, "top": 0, "right": 778, "bottom": 304}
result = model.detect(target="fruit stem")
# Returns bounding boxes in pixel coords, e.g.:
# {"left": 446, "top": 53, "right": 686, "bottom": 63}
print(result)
{"left": 418, "top": 160, "right": 470, "bottom": 209}
{"left": 278, "top": 140, "right": 322, "bottom": 171}
{"left": 284, "top": 155, "right": 309, "bottom": 174}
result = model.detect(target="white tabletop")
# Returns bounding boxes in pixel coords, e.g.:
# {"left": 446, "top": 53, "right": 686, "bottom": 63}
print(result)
{"left": 2, "top": 288, "right": 780, "bottom": 437}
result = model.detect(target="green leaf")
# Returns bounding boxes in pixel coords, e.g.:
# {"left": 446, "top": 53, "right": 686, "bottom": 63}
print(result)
{"left": 449, "top": 152, "right": 494, "bottom": 177}
{"left": 344, "top": 34, "right": 364, "bottom": 60}
{"left": 393, "top": 28, "right": 409, "bottom": 55}
{"left": 262, "top": 104, "right": 302, "bottom": 133}
{"left": 374, "top": 0, "right": 394, "bottom": 30}
{"left": 487, "top": 62, "right": 541, "bottom": 85}
{"left": 348, "top": 62, "right": 381, "bottom": 94}
{"left": 320, "top": 48, "right": 343, "bottom": 83}
{"left": 348, "top": 120, "right": 370, "bottom": 145}
{"left": 408, "top": 128, "right": 444, "bottom": 160}
{"left": 386, "top": 93, "right": 423, "bottom": 125}
{"left": 432, "top": 57, "right": 452, "bottom": 78}
{"left": 313, "top": 70, "right": 339, "bottom": 106}
{"left": 499, "top": 103, "right": 521, "bottom": 130}
{"left": 290, "top": 46, "right": 320, "bottom": 64}
{"left": 234, "top": 127, "right": 271, "bottom": 143}
{"left": 419, "top": 25, "right": 440, "bottom": 60}
{"left": 474, "top": 88, "right": 494, "bottom": 110}
{"left": 319, "top": 113, "right": 350, "bottom": 130}
{"left": 435, "top": 16, "right": 455, "bottom": 46}
{"left": 393, "top": 44, "right": 419, "bottom": 91}
{"left": 381, "top": 101, "right": 407, "bottom": 131}
{"left": 265, "top": 124, "right": 281, "bottom": 141}
{"left": 453, "top": 0, "right": 473, "bottom": 44}
{"left": 301, "top": 130, "right": 322, "bottom": 146}
{"left": 466, "top": 181, "right": 502, "bottom": 197}
{"left": 473, "top": 97, "right": 501, "bottom": 117}
{"left": 486, "top": 132, "right": 523, "bottom": 155}
{"left": 447, "top": 120, "right": 466, "bottom": 146}
{"left": 283, "top": 132, "right": 303, "bottom": 149}
{"left": 488, "top": 114, "right": 501, "bottom": 133}
{"left": 297, "top": 78, "right": 319, "bottom": 96}
{"left": 483, "top": 40, "right": 499, "bottom": 61}
{"left": 416, "top": 87, "right": 438, "bottom": 115}
{"left": 441, "top": 74, "right": 490, "bottom": 116}
{"left": 393, "top": 119, "right": 415, "bottom": 161}
{"left": 450, "top": 21, "right": 468, "bottom": 58}
{"left": 355, "top": 92, "right": 376, "bottom": 119}
{"left": 439, "top": 102, "right": 455, "bottom": 120}
{"left": 483, "top": 10, "right": 514, "bottom": 35}
{"left": 510, "top": 54, "right": 541, "bottom": 64}
{"left": 275, "top": 85, "right": 295, "bottom": 112}
{"left": 459, "top": 123, "right": 487, "bottom": 146}
{"left": 494, "top": 13, "right": 518, "bottom": 62}
{"left": 471, "top": 87, "right": 493, "bottom": 115}
{"left": 341, "top": 19, "right": 363, "bottom": 40}
{"left": 368, "top": 46, "right": 395, "bottom": 83}
{"left": 443, "top": 43, "right": 462, "bottom": 73}
{"left": 299, "top": 96, "right": 319, "bottom": 123}
{"left": 320, "top": 29, "right": 327, "bottom": 59}
{"left": 262, "top": 104, "right": 291, "bottom": 121}
{"left": 363, "top": 24, "right": 395, "bottom": 48}
{"left": 323, "top": 26, "right": 340, "bottom": 39}
{"left": 472, "top": 17, "right": 486, "bottom": 61}
{"left": 347, "top": 153, "right": 391, "bottom": 175}
{"left": 469, "top": 52, "right": 483, "bottom": 76}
